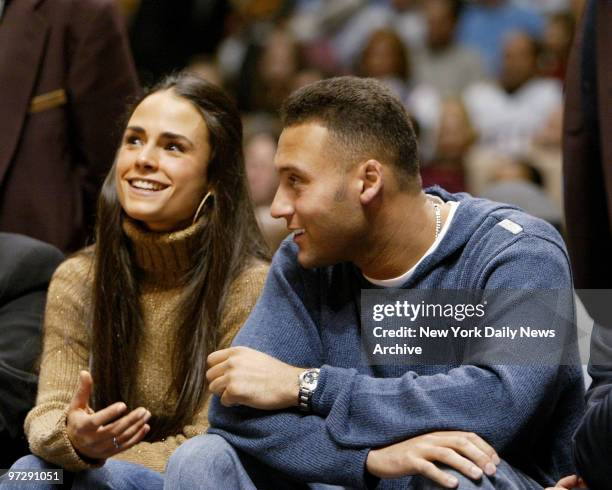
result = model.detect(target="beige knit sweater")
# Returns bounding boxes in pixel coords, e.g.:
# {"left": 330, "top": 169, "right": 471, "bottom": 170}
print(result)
{"left": 24, "top": 218, "right": 269, "bottom": 473}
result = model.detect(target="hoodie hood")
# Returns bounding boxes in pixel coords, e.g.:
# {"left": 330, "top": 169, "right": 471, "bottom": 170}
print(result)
{"left": 367, "top": 186, "right": 567, "bottom": 289}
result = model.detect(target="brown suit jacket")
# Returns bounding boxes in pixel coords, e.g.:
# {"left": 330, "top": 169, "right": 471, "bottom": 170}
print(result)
{"left": 0, "top": 0, "right": 140, "bottom": 251}
{"left": 564, "top": 3, "right": 612, "bottom": 488}
{"left": 563, "top": 0, "right": 612, "bottom": 290}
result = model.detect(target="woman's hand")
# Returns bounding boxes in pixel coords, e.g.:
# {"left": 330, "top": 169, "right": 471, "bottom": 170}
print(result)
{"left": 66, "top": 370, "right": 151, "bottom": 460}
{"left": 366, "top": 431, "right": 500, "bottom": 488}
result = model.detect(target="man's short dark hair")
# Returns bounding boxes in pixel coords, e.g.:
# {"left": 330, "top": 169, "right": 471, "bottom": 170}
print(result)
{"left": 280, "top": 76, "right": 420, "bottom": 190}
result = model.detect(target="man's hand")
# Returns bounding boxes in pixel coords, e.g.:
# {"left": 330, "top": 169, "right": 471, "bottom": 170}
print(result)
{"left": 545, "top": 475, "right": 587, "bottom": 490}
{"left": 206, "top": 347, "right": 304, "bottom": 410}
{"left": 366, "top": 431, "right": 501, "bottom": 488}
{"left": 66, "top": 371, "right": 151, "bottom": 460}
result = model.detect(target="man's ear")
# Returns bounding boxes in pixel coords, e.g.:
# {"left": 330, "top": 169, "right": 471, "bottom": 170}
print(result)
{"left": 359, "top": 159, "right": 383, "bottom": 205}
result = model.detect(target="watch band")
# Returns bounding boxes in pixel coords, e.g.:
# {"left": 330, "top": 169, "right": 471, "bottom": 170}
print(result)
{"left": 298, "top": 387, "right": 312, "bottom": 412}
{"left": 298, "top": 368, "right": 320, "bottom": 412}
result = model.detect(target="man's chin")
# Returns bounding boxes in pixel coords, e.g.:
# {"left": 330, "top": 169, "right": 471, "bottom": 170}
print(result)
{"left": 297, "top": 250, "right": 334, "bottom": 269}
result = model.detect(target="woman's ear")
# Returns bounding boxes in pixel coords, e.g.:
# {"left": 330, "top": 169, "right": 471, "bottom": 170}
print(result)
{"left": 359, "top": 159, "right": 383, "bottom": 205}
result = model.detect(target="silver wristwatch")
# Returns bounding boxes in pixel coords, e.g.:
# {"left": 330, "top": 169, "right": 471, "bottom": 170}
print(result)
{"left": 298, "top": 368, "right": 320, "bottom": 412}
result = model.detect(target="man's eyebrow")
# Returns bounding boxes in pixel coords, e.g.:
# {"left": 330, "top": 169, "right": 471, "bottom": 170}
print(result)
{"left": 277, "top": 164, "right": 303, "bottom": 174}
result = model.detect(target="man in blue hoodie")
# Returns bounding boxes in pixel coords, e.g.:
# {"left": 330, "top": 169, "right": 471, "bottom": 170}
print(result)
{"left": 165, "top": 77, "right": 584, "bottom": 489}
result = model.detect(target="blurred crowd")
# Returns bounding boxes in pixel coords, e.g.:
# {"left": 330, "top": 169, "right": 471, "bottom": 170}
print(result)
{"left": 119, "top": 0, "right": 582, "bottom": 246}
{"left": 0, "top": 0, "right": 584, "bottom": 252}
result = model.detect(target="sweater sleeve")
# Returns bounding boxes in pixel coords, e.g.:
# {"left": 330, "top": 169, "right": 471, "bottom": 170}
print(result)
{"left": 308, "top": 236, "right": 582, "bottom": 465}
{"left": 111, "top": 262, "right": 270, "bottom": 473}
{"left": 24, "top": 254, "right": 101, "bottom": 472}
{"left": 208, "top": 243, "right": 373, "bottom": 488}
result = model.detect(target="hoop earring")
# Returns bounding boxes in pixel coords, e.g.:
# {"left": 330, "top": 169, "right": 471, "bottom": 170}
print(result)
{"left": 192, "top": 191, "right": 213, "bottom": 225}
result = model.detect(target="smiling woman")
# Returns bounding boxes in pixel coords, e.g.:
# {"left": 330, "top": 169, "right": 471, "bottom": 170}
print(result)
{"left": 5, "top": 74, "right": 270, "bottom": 489}
{"left": 116, "top": 90, "right": 211, "bottom": 232}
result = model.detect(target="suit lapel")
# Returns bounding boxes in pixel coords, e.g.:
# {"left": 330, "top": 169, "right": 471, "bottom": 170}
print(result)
{"left": 0, "top": 0, "right": 48, "bottom": 186}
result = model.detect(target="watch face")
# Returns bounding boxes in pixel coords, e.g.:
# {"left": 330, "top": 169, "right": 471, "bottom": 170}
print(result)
{"left": 303, "top": 372, "right": 319, "bottom": 384}
{"left": 300, "top": 369, "right": 320, "bottom": 390}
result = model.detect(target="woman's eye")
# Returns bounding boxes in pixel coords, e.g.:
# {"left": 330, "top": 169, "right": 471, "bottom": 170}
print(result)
{"left": 166, "top": 143, "right": 184, "bottom": 152}
{"left": 288, "top": 175, "right": 300, "bottom": 186}
{"left": 125, "top": 135, "right": 142, "bottom": 145}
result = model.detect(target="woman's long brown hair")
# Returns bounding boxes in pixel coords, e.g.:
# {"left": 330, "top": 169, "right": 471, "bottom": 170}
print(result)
{"left": 89, "top": 73, "right": 269, "bottom": 439}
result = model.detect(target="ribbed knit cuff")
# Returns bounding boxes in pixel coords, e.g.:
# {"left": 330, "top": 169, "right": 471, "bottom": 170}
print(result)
{"left": 25, "top": 405, "right": 105, "bottom": 473}
{"left": 311, "top": 365, "right": 356, "bottom": 418}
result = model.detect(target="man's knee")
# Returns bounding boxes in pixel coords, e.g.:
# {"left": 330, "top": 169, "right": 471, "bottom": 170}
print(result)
{"left": 412, "top": 465, "right": 494, "bottom": 490}
{"left": 412, "top": 460, "right": 541, "bottom": 490}
{"left": 166, "top": 434, "right": 250, "bottom": 488}
{"left": 169, "top": 434, "right": 234, "bottom": 470}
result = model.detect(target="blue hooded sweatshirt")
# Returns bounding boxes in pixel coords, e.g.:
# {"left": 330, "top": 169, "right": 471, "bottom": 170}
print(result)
{"left": 209, "top": 188, "right": 585, "bottom": 488}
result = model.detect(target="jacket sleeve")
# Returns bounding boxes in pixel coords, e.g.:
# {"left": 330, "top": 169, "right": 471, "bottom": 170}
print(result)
{"left": 208, "top": 243, "right": 372, "bottom": 488}
{"left": 573, "top": 322, "right": 612, "bottom": 488}
{"left": 574, "top": 387, "right": 612, "bottom": 489}
{"left": 309, "top": 236, "right": 582, "bottom": 454}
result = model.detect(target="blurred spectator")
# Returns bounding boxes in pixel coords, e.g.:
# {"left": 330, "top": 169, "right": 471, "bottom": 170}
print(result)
{"left": 291, "top": 68, "right": 325, "bottom": 92}
{"left": 236, "top": 26, "right": 304, "bottom": 113}
{"left": 418, "top": 97, "right": 515, "bottom": 199}
{"left": 217, "top": 1, "right": 295, "bottom": 94}
{"left": 511, "top": 0, "right": 570, "bottom": 15}
{"left": 290, "top": 0, "right": 425, "bottom": 72}
{"left": 0, "top": 0, "right": 140, "bottom": 252}
{"left": 356, "top": 28, "right": 411, "bottom": 100}
{"left": 463, "top": 31, "right": 562, "bottom": 156}
{"left": 421, "top": 99, "right": 474, "bottom": 193}
{"left": 456, "top": 0, "right": 545, "bottom": 76}
{"left": 539, "top": 11, "right": 575, "bottom": 80}
{"left": 482, "top": 179, "right": 562, "bottom": 231}
{"left": 533, "top": 103, "right": 564, "bottom": 149}
{"left": 482, "top": 158, "right": 562, "bottom": 232}
{"left": 245, "top": 126, "right": 280, "bottom": 208}
{"left": 529, "top": 103, "right": 564, "bottom": 209}
{"left": 185, "top": 55, "right": 224, "bottom": 87}
{"left": 243, "top": 116, "right": 288, "bottom": 251}
{"left": 0, "top": 233, "right": 63, "bottom": 469}
{"left": 413, "top": 0, "right": 487, "bottom": 97}
{"left": 490, "top": 158, "right": 545, "bottom": 186}
{"left": 129, "top": 0, "right": 230, "bottom": 85}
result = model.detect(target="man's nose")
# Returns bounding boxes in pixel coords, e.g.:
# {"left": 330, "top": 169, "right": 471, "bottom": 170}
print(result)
{"left": 270, "top": 188, "right": 293, "bottom": 223}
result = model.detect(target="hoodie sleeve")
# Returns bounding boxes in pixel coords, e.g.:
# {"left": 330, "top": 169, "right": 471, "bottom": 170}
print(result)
{"left": 208, "top": 241, "right": 373, "bottom": 488}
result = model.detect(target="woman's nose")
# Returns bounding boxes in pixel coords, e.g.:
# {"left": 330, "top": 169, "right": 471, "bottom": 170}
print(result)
{"left": 135, "top": 146, "right": 158, "bottom": 170}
